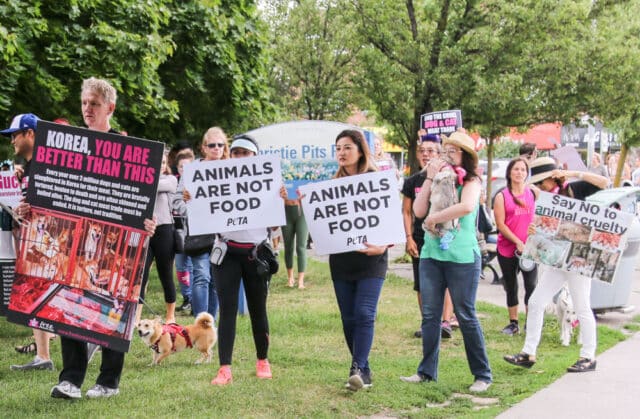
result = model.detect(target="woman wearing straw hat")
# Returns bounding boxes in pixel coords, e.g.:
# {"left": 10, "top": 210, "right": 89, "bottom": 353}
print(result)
{"left": 504, "top": 157, "right": 608, "bottom": 373}
{"left": 401, "top": 129, "right": 492, "bottom": 393}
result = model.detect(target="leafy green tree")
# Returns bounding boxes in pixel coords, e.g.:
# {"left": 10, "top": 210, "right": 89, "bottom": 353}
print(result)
{"left": 352, "top": 0, "right": 594, "bottom": 189}
{"left": 263, "top": 0, "right": 362, "bottom": 121}
{"left": 585, "top": 0, "right": 640, "bottom": 186}
{"left": 0, "top": 0, "right": 273, "bottom": 160}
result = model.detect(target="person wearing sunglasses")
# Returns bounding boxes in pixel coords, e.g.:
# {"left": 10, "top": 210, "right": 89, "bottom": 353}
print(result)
{"left": 187, "top": 128, "right": 230, "bottom": 319}
{"left": 504, "top": 157, "right": 608, "bottom": 373}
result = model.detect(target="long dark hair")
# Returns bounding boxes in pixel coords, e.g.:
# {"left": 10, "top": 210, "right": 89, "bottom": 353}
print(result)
{"left": 333, "top": 130, "right": 377, "bottom": 178}
{"left": 505, "top": 157, "right": 529, "bottom": 207}
{"left": 459, "top": 151, "right": 479, "bottom": 183}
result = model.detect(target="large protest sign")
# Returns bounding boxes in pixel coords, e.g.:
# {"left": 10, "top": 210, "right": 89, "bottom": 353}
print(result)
{"left": 6, "top": 121, "right": 163, "bottom": 352}
{"left": 183, "top": 154, "right": 286, "bottom": 235}
{"left": 27, "top": 121, "right": 160, "bottom": 229}
{"left": 299, "top": 170, "right": 405, "bottom": 255}
{"left": 420, "top": 110, "right": 462, "bottom": 136}
{"left": 247, "top": 121, "right": 372, "bottom": 197}
{"left": 521, "top": 191, "right": 634, "bottom": 284}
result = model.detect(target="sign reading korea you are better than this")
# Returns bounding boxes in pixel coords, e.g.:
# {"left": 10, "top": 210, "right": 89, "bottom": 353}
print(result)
{"left": 183, "top": 154, "right": 286, "bottom": 235}
{"left": 299, "top": 170, "right": 405, "bottom": 255}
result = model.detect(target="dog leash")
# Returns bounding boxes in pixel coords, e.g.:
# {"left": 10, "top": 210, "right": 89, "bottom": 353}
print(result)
{"left": 138, "top": 297, "right": 161, "bottom": 318}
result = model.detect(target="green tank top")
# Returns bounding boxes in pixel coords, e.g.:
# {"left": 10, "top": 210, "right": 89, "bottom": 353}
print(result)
{"left": 420, "top": 186, "right": 480, "bottom": 263}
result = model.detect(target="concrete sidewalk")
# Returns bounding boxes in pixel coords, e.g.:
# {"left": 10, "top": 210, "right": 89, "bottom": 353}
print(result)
{"left": 382, "top": 245, "right": 640, "bottom": 418}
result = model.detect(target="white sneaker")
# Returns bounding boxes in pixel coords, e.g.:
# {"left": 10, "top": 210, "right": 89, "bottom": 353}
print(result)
{"left": 469, "top": 380, "right": 491, "bottom": 393}
{"left": 51, "top": 381, "right": 81, "bottom": 399}
{"left": 86, "top": 384, "right": 119, "bottom": 399}
{"left": 399, "top": 373, "right": 429, "bottom": 383}
{"left": 10, "top": 356, "right": 54, "bottom": 371}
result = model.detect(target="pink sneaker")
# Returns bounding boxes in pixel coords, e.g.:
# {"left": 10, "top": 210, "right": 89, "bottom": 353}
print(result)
{"left": 256, "top": 359, "right": 272, "bottom": 379}
{"left": 211, "top": 365, "right": 232, "bottom": 385}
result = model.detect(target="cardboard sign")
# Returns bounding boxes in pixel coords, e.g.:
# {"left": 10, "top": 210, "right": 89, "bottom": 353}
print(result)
{"left": 420, "top": 110, "right": 462, "bottom": 136}
{"left": 6, "top": 121, "right": 162, "bottom": 352}
{"left": 0, "top": 172, "right": 24, "bottom": 208}
{"left": 183, "top": 154, "right": 286, "bottom": 234}
{"left": 299, "top": 170, "right": 405, "bottom": 255}
{"left": 521, "top": 191, "right": 634, "bottom": 284}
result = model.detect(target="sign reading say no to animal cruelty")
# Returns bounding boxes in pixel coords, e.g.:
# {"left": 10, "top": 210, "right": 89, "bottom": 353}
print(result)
{"left": 299, "top": 170, "right": 405, "bottom": 255}
{"left": 183, "top": 155, "right": 286, "bottom": 235}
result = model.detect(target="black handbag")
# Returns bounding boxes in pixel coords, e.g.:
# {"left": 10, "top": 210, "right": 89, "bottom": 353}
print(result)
{"left": 257, "top": 240, "right": 279, "bottom": 275}
{"left": 184, "top": 233, "right": 215, "bottom": 256}
{"left": 174, "top": 223, "right": 186, "bottom": 254}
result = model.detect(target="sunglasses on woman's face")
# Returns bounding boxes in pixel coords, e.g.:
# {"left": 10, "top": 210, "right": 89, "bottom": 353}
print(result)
{"left": 206, "top": 143, "right": 225, "bottom": 149}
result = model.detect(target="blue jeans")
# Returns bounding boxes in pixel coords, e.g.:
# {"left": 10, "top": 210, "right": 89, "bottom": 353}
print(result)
{"left": 175, "top": 252, "right": 193, "bottom": 300}
{"left": 191, "top": 252, "right": 218, "bottom": 319}
{"left": 332, "top": 277, "right": 384, "bottom": 372}
{"left": 417, "top": 255, "right": 492, "bottom": 383}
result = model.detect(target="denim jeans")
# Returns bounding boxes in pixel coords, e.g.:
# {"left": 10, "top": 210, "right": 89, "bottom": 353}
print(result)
{"left": 175, "top": 252, "right": 193, "bottom": 300}
{"left": 191, "top": 252, "right": 218, "bottom": 319}
{"left": 332, "top": 277, "right": 384, "bottom": 372}
{"left": 417, "top": 255, "right": 492, "bottom": 383}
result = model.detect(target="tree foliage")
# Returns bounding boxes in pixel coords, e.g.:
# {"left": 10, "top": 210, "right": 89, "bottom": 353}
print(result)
{"left": 0, "top": 0, "right": 272, "bottom": 160}
{"left": 585, "top": 0, "right": 640, "bottom": 185}
{"left": 352, "top": 0, "right": 596, "bottom": 180}
{"left": 263, "top": 0, "right": 362, "bottom": 121}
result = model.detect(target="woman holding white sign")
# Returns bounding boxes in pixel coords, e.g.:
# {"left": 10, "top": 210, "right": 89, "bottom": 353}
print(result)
{"left": 504, "top": 157, "right": 608, "bottom": 373}
{"left": 401, "top": 130, "right": 492, "bottom": 393}
{"left": 328, "top": 130, "right": 390, "bottom": 392}
{"left": 210, "top": 135, "right": 284, "bottom": 386}
{"left": 188, "top": 127, "right": 229, "bottom": 320}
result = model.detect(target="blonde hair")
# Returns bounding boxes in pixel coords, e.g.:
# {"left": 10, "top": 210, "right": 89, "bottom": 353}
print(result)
{"left": 81, "top": 77, "right": 117, "bottom": 105}
{"left": 201, "top": 127, "right": 229, "bottom": 160}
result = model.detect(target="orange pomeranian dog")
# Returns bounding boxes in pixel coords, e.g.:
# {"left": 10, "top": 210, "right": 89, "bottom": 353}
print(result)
{"left": 137, "top": 312, "right": 217, "bottom": 365}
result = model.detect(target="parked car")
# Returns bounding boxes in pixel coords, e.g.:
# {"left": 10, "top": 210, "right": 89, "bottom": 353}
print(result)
{"left": 478, "top": 159, "right": 510, "bottom": 206}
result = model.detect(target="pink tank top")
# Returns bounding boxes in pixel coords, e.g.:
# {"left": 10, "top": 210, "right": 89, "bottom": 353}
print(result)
{"left": 497, "top": 187, "right": 535, "bottom": 257}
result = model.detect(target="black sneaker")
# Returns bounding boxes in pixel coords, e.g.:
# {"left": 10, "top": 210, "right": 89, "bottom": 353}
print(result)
{"left": 501, "top": 322, "right": 520, "bottom": 335}
{"left": 345, "top": 362, "right": 372, "bottom": 391}
{"left": 567, "top": 358, "right": 596, "bottom": 373}
{"left": 178, "top": 299, "right": 191, "bottom": 312}
{"left": 413, "top": 329, "right": 422, "bottom": 338}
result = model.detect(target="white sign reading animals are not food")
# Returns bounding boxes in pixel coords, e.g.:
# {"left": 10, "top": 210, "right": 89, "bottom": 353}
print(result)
{"left": 299, "top": 170, "right": 405, "bottom": 255}
{"left": 183, "top": 154, "right": 286, "bottom": 234}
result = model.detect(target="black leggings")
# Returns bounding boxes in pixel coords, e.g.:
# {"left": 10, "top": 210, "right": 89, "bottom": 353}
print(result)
{"left": 497, "top": 253, "right": 538, "bottom": 308}
{"left": 140, "top": 224, "right": 176, "bottom": 303}
{"left": 213, "top": 250, "right": 270, "bottom": 365}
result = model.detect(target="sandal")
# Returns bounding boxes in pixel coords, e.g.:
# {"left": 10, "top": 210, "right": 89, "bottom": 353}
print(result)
{"left": 15, "top": 341, "right": 37, "bottom": 354}
{"left": 567, "top": 357, "right": 596, "bottom": 373}
{"left": 503, "top": 352, "right": 535, "bottom": 369}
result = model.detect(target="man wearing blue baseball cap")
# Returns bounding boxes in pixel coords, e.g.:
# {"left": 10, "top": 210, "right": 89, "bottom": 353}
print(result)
{"left": 1, "top": 113, "right": 57, "bottom": 372}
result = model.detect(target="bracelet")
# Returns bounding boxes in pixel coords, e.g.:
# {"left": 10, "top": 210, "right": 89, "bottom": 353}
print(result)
{"left": 425, "top": 177, "right": 433, "bottom": 182}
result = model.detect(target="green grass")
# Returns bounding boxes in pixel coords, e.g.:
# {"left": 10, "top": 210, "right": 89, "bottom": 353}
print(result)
{"left": 0, "top": 257, "right": 627, "bottom": 418}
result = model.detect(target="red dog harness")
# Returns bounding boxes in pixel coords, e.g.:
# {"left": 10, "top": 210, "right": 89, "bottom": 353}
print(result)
{"left": 151, "top": 323, "right": 193, "bottom": 353}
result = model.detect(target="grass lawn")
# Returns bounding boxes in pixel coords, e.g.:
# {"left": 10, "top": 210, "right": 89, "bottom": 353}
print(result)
{"left": 0, "top": 256, "right": 630, "bottom": 418}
